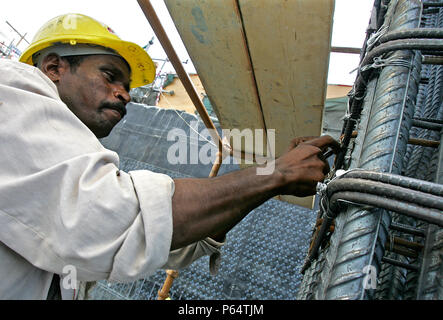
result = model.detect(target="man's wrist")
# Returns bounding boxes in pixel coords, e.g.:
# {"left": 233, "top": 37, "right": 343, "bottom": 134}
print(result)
{"left": 254, "top": 160, "right": 286, "bottom": 197}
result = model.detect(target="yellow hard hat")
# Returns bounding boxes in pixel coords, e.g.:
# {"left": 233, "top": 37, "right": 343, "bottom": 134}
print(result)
{"left": 20, "top": 13, "right": 156, "bottom": 89}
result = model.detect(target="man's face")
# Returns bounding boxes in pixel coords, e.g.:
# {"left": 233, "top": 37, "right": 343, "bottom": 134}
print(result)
{"left": 55, "top": 54, "right": 131, "bottom": 138}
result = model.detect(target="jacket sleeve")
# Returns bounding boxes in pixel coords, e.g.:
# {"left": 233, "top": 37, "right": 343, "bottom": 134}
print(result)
{"left": 163, "top": 236, "right": 225, "bottom": 275}
{"left": 0, "top": 60, "right": 220, "bottom": 283}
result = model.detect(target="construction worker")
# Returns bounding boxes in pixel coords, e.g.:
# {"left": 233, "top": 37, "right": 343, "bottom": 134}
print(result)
{"left": 0, "top": 14, "right": 338, "bottom": 299}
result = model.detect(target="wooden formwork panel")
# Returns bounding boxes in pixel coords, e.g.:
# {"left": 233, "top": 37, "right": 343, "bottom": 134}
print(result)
{"left": 164, "top": 0, "right": 334, "bottom": 208}
{"left": 164, "top": 0, "right": 267, "bottom": 156}
{"left": 239, "top": 0, "right": 333, "bottom": 157}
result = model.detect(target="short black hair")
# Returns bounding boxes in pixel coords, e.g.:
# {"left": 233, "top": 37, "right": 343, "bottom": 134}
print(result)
{"left": 61, "top": 55, "right": 87, "bottom": 73}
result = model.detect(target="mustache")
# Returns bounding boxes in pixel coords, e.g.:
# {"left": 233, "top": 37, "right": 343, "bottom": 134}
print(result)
{"left": 100, "top": 101, "right": 127, "bottom": 118}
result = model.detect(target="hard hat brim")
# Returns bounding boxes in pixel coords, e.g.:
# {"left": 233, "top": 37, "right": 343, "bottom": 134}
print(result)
{"left": 20, "top": 36, "right": 156, "bottom": 89}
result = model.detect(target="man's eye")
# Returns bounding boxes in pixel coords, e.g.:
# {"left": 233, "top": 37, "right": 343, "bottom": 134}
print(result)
{"left": 103, "top": 71, "right": 115, "bottom": 81}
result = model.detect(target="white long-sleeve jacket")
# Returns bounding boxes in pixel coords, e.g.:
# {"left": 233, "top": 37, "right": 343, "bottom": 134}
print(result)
{"left": 0, "top": 59, "right": 223, "bottom": 299}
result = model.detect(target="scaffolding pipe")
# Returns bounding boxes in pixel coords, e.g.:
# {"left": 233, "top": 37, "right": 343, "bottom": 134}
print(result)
{"left": 137, "top": 0, "right": 223, "bottom": 152}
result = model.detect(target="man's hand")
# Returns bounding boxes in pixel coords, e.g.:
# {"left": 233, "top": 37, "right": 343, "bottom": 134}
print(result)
{"left": 275, "top": 135, "right": 339, "bottom": 197}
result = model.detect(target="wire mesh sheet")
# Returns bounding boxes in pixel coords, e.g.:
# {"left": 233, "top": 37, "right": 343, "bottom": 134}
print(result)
{"left": 86, "top": 103, "right": 317, "bottom": 300}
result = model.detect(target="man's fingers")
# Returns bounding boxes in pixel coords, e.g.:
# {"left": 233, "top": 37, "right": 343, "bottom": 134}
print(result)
{"left": 287, "top": 136, "right": 318, "bottom": 151}
{"left": 304, "top": 135, "right": 340, "bottom": 153}
{"left": 316, "top": 151, "right": 331, "bottom": 175}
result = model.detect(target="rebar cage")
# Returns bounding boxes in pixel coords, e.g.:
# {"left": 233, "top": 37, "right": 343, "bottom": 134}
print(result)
{"left": 298, "top": 0, "right": 443, "bottom": 300}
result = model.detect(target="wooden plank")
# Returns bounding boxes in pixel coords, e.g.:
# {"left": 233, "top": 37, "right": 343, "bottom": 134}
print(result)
{"left": 239, "top": 0, "right": 334, "bottom": 208}
{"left": 239, "top": 0, "right": 334, "bottom": 157}
{"left": 164, "top": 0, "right": 267, "bottom": 156}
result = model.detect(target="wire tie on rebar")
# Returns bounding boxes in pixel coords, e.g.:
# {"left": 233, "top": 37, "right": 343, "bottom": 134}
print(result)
{"left": 366, "top": 25, "right": 389, "bottom": 53}
{"left": 341, "top": 98, "right": 354, "bottom": 123}
{"left": 349, "top": 66, "right": 360, "bottom": 74}
{"left": 342, "top": 113, "right": 360, "bottom": 128}
{"left": 347, "top": 88, "right": 356, "bottom": 100}
{"left": 318, "top": 182, "right": 334, "bottom": 221}
{"left": 353, "top": 90, "right": 367, "bottom": 101}
{"left": 360, "top": 56, "right": 412, "bottom": 73}
{"left": 335, "top": 169, "right": 349, "bottom": 178}
{"left": 316, "top": 182, "right": 328, "bottom": 196}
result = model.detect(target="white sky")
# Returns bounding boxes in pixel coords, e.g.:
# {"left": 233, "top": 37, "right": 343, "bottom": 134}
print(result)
{"left": 0, "top": 0, "right": 375, "bottom": 85}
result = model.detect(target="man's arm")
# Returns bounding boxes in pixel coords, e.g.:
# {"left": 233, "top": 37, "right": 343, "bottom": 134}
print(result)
{"left": 170, "top": 135, "right": 339, "bottom": 250}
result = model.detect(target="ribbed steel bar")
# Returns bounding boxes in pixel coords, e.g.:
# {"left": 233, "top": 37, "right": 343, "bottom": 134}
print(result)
{"left": 414, "top": 4, "right": 443, "bottom": 300}
{"left": 301, "top": 172, "right": 443, "bottom": 273}
{"left": 408, "top": 137, "right": 440, "bottom": 147}
{"left": 382, "top": 257, "right": 420, "bottom": 271}
{"left": 342, "top": 169, "right": 443, "bottom": 196}
{"left": 335, "top": 38, "right": 443, "bottom": 169}
{"left": 379, "top": 28, "right": 443, "bottom": 43}
{"left": 329, "top": 191, "right": 443, "bottom": 227}
{"left": 385, "top": 242, "right": 419, "bottom": 259}
{"left": 320, "top": 0, "right": 423, "bottom": 300}
{"left": 327, "top": 178, "right": 443, "bottom": 211}
{"left": 406, "top": 6, "right": 443, "bottom": 182}
{"left": 423, "top": 2, "right": 443, "bottom": 8}
{"left": 402, "top": 5, "right": 443, "bottom": 300}
{"left": 389, "top": 222, "right": 426, "bottom": 237}
{"left": 412, "top": 118, "right": 443, "bottom": 130}
{"left": 413, "top": 116, "right": 443, "bottom": 124}
{"left": 422, "top": 55, "right": 443, "bottom": 64}
{"left": 387, "top": 236, "right": 424, "bottom": 251}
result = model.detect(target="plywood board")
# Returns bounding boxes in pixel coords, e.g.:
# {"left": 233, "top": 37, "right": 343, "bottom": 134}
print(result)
{"left": 238, "top": 0, "right": 334, "bottom": 208}
{"left": 239, "top": 0, "right": 334, "bottom": 157}
{"left": 164, "top": 0, "right": 268, "bottom": 156}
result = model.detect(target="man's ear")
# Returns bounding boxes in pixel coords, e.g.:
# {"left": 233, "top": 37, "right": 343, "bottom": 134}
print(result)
{"left": 40, "top": 53, "right": 69, "bottom": 83}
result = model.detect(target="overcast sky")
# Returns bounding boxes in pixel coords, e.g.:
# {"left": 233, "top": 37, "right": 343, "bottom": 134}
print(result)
{"left": 1, "top": 0, "right": 375, "bottom": 85}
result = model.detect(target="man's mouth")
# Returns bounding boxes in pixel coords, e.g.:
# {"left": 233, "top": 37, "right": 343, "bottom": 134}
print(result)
{"left": 101, "top": 103, "right": 127, "bottom": 119}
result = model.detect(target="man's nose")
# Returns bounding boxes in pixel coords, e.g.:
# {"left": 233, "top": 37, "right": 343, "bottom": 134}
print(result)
{"left": 112, "top": 84, "right": 131, "bottom": 104}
